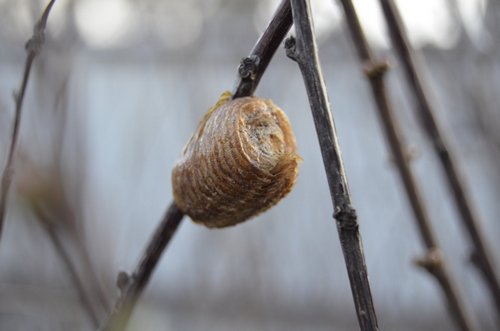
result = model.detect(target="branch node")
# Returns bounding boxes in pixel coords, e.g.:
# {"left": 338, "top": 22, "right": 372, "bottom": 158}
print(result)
{"left": 469, "top": 249, "right": 481, "bottom": 267}
{"left": 284, "top": 36, "right": 298, "bottom": 62}
{"left": 25, "top": 26, "right": 45, "bottom": 56}
{"left": 334, "top": 205, "right": 358, "bottom": 231}
{"left": 363, "top": 60, "right": 390, "bottom": 80}
{"left": 414, "top": 247, "right": 443, "bottom": 271}
{"left": 234, "top": 55, "right": 261, "bottom": 97}
{"left": 238, "top": 55, "right": 260, "bottom": 80}
{"left": 388, "top": 146, "right": 419, "bottom": 165}
{"left": 116, "top": 271, "right": 131, "bottom": 292}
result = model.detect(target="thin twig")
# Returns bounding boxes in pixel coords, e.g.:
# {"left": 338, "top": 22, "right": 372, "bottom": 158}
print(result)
{"left": 285, "top": 0, "right": 378, "bottom": 330}
{"left": 53, "top": 76, "right": 112, "bottom": 313}
{"left": 0, "top": 0, "right": 57, "bottom": 239}
{"left": 337, "top": 1, "right": 477, "bottom": 330}
{"left": 49, "top": 73, "right": 112, "bottom": 313}
{"left": 379, "top": 0, "right": 500, "bottom": 320}
{"left": 100, "top": 2, "right": 293, "bottom": 330}
{"left": 32, "top": 204, "right": 100, "bottom": 328}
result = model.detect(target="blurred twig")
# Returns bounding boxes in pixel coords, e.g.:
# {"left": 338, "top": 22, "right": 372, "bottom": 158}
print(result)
{"left": 100, "top": 1, "right": 293, "bottom": 330}
{"left": 49, "top": 76, "right": 112, "bottom": 314}
{"left": 32, "top": 203, "right": 100, "bottom": 328}
{"left": 378, "top": 0, "right": 500, "bottom": 320}
{"left": 0, "top": 0, "right": 57, "bottom": 239}
{"left": 285, "top": 0, "right": 379, "bottom": 330}
{"left": 337, "top": 1, "right": 477, "bottom": 330}
{"left": 18, "top": 152, "right": 111, "bottom": 323}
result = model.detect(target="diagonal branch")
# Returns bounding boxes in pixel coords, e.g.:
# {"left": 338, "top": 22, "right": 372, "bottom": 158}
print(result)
{"left": 0, "top": 0, "right": 57, "bottom": 239}
{"left": 379, "top": 0, "right": 500, "bottom": 319}
{"left": 100, "top": 1, "right": 293, "bottom": 330}
{"left": 337, "top": 1, "right": 477, "bottom": 330}
{"left": 285, "top": 0, "right": 378, "bottom": 330}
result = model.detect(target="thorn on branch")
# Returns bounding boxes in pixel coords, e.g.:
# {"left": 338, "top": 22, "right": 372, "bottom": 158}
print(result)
{"left": 414, "top": 247, "right": 443, "bottom": 272}
{"left": 284, "top": 36, "right": 298, "bottom": 62}
{"left": 363, "top": 60, "right": 390, "bottom": 80}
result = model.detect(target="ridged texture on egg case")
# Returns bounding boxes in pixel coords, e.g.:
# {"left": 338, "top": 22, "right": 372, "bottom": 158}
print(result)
{"left": 172, "top": 95, "right": 299, "bottom": 228}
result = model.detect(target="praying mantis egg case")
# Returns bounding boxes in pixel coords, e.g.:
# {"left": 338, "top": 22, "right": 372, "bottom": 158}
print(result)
{"left": 172, "top": 93, "right": 300, "bottom": 228}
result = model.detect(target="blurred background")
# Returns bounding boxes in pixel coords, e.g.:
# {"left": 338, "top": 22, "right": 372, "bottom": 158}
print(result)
{"left": 0, "top": 0, "right": 499, "bottom": 330}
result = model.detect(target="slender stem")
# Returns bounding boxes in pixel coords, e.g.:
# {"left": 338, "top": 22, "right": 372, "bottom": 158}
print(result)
{"left": 33, "top": 205, "right": 100, "bottom": 328}
{"left": 337, "top": 1, "right": 477, "bottom": 330}
{"left": 379, "top": 0, "right": 500, "bottom": 319}
{"left": 52, "top": 77, "right": 112, "bottom": 313}
{"left": 285, "top": 0, "right": 378, "bottom": 330}
{"left": 100, "top": 2, "right": 294, "bottom": 330}
{"left": 0, "top": 0, "right": 57, "bottom": 239}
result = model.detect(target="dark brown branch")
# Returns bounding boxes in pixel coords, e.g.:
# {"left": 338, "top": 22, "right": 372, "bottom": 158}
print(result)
{"left": 100, "top": 2, "right": 294, "bottom": 330}
{"left": 0, "top": 0, "right": 57, "bottom": 239}
{"left": 33, "top": 205, "right": 100, "bottom": 328}
{"left": 338, "top": 1, "right": 477, "bottom": 330}
{"left": 379, "top": 0, "right": 500, "bottom": 319}
{"left": 285, "top": 0, "right": 378, "bottom": 330}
